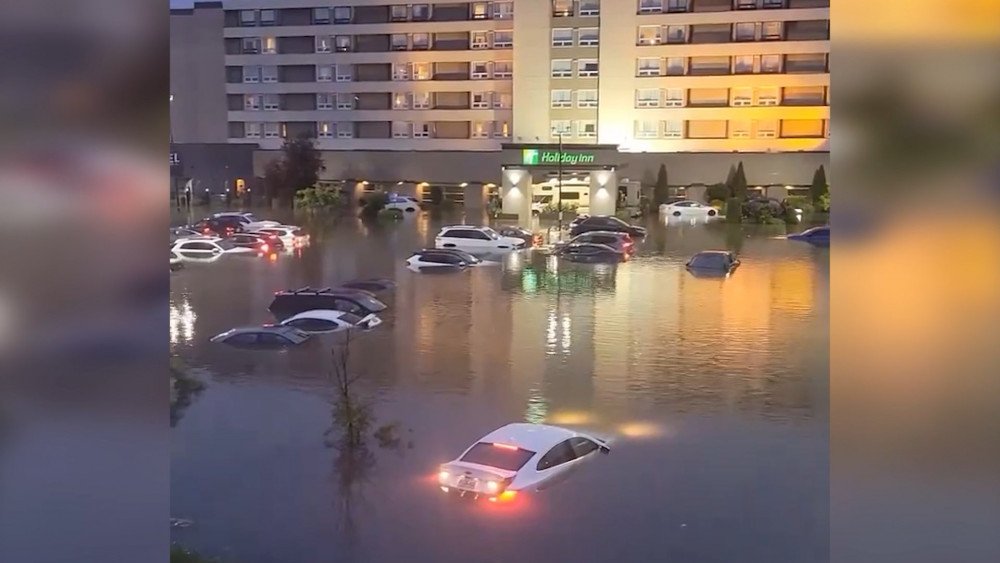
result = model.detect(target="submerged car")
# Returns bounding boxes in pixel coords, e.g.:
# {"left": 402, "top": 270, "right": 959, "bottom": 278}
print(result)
{"left": 405, "top": 250, "right": 471, "bottom": 271}
{"left": 569, "top": 215, "right": 647, "bottom": 238}
{"left": 788, "top": 225, "right": 830, "bottom": 246}
{"left": 338, "top": 278, "right": 396, "bottom": 293}
{"left": 170, "top": 236, "right": 256, "bottom": 256}
{"left": 659, "top": 200, "right": 720, "bottom": 218}
{"left": 210, "top": 211, "right": 282, "bottom": 231}
{"left": 279, "top": 309, "right": 381, "bottom": 333}
{"left": 555, "top": 242, "right": 627, "bottom": 263}
{"left": 562, "top": 231, "right": 635, "bottom": 254}
{"left": 384, "top": 194, "right": 422, "bottom": 213}
{"left": 437, "top": 423, "right": 610, "bottom": 502}
{"left": 209, "top": 325, "right": 311, "bottom": 348}
{"left": 686, "top": 250, "right": 740, "bottom": 275}
{"left": 269, "top": 287, "right": 388, "bottom": 320}
{"left": 170, "top": 251, "right": 183, "bottom": 271}
{"left": 435, "top": 225, "right": 525, "bottom": 251}
{"left": 497, "top": 226, "right": 542, "bottom": 248}
{"left": 226, "top": 233, "right": 279, "bottom": 253}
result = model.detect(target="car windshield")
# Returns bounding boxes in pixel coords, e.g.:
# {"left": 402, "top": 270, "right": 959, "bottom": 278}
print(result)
{"left": 480, "top": 228, "right": 500, "bottom": 240}
{"left": 277, "top": 327, "right": 310, "bottom": 343}
{"left": 216, "top": 240, "right": 237, "bottom": 250}
{"left": 690, "top": 253, "right": 729, "bottom": 269}
{"left": 460, "top": 442, "right": 536, "bottom": 472}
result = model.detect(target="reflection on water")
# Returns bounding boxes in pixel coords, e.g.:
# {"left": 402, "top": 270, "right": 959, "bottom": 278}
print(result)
{"left": 170, "top": 211, "right": 829, "bottom": 563}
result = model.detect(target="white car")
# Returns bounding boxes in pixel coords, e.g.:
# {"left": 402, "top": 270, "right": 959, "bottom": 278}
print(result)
{"left": 211, "top": 211, "right": 283, "bottom": 231}
{"left": 659, "top": 200, "right": 720, "bottom": 218}
{"left": 384, "top": 195, "right": 422, "bottom": 213}
{"left": 437, "top": 423, "right": 610, "bottom": 502}
{"left": 434, "top": 226, "right": 526, "bottom": 251}
{"left": 250, "top": 225, "right": 308, "bottom": 244}
{"left": 170, "top": 237, "right": 255, "bottom": 256}
{"left": 279, "top": 309, "right": 382, "bottom": 334}
{"left": 405, "top": 250, "right": 471, "bottom": 271}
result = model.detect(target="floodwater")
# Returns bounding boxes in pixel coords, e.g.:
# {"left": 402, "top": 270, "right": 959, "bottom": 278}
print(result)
{"left": 170, "top": 209, "right": 829, "bottom": 563}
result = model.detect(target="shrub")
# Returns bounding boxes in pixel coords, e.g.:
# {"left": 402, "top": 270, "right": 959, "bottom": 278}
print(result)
{"left": 817, "top": 192, "right": 831, "bottom": 212}
{"left": 782, "top": 195, "right": 815, "bottom": 216}
{"left": 295, "top": 185, "right": 343, "bottom": 210}
{"left": 725, "top": 197, "right": 742, "bottom": 223}
{"left": 709, "top": 199, "right": 726, "bottom": 212}
{"left": 359, "top": 190, "right": 388, "bottom": 218}
{"left": 809, "top": 165, "right": 829, "bottom": 205}
{"left": 706, "top": 183, "right": 731, "bottom": 203}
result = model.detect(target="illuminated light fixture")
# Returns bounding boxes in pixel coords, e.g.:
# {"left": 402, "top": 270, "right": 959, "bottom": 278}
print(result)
{"left": 492, "top": 443, "right": 519, "bottom": 450}
{"left": 438, "top": 470, "right": 449, "bottom": 480}
{"left": 397, "top": 181, "right": 404, "bottom": 185}
{"left": 361, "top": 180, "right": 369, "bottom": 186}
{"left": 460, "top": 182, "right": 469, "bottom": 187}
{"left": 486, "top": 480, "right": 499, "bottom": 493}
{"left": 440, "top": 486, "right": 449, "bottom": 493}
{"left": 497, "top": 490, "right": 517, "bottom": 502}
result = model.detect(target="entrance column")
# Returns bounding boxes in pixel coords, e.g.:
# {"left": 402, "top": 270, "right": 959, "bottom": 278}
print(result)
{"left": 501, "top": 167, "right": 532, "bottom": 225}
{"left": 588, "top": 169, "right": 617, "bottom": 216}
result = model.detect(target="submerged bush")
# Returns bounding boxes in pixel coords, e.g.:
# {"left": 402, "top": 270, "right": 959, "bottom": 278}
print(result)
{"left": 378, "top": 208, "right": 403, "bottom": 221}
{"left": 359, "top": 190, "right": 389, "bottom": 218}
{"left": 706, "top": 183, "right": 731, "bottom": 203}
{"left": 295, "top": 185, "right": 343, "bottom": 210}
{"left": 725, "top": 197, "right": 742, "bottom": 223}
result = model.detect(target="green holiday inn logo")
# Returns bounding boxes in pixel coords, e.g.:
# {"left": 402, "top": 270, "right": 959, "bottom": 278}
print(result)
{"left": 521, "top": 149, "right": 595, "bottom": 166}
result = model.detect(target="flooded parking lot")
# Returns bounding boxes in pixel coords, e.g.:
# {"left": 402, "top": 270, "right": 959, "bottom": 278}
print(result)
{"left": 170, "top": 210, "right": 829, "bottom": 562}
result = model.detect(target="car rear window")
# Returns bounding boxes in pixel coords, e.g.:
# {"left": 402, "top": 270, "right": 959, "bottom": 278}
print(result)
{"left": 460, "top": 442, "right": 536, "bottom": 472}
{"left": 690, "top": 253, "right": 729, "bottom": 269}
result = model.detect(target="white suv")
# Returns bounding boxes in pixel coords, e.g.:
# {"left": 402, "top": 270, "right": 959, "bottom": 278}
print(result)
{"left": 434, "top": 226, "right": 526, "bottom": 251}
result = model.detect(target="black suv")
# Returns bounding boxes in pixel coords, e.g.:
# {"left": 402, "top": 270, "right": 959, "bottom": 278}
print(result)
{"left": 568, "top": 215, "right": 647, "bottom": 238}
{"left": 268, "top": 287, "right": 387, "bottom": 320}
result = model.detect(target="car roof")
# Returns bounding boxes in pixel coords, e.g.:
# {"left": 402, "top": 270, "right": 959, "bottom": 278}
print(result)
{"left": 575, "top": 231, "right": 628, "bottom": 237}
{"left": 693, "top": 250, "right": 732, "bottom": 257}
{"left": 283, "top": 309, "right": 353, "bottom": 323}
{"left": 226, "top": 325, "right": 300, "bottom": 335}
{"left": 276, "top": 286, "right": 373, "bottom": 298}
{"left": 439, "top": 225, "right": 486, "bottom": 231}
{"left": 479, "top": 423, "right": 579, "bottom": 453}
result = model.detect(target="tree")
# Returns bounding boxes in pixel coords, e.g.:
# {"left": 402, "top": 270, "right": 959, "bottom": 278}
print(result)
{"left": 265, "top": 133, "right": 323, "bottom": 205}
{"left": 809, "top": 164, "right": 829, "bottom": 205}
{"left": 729, "top": 161, "right": 748, "bottom": 201}
{"left": 725, "top": 163, "right": 737, "bottom": 189}
{"left": 327, "top": 331, "right": 372, "bottom": 450}
{"left": 653, "top": 164, "right": 669, "bottom": 209}
{"left": 262, "top": 159, "right": 286, "bottom": 202}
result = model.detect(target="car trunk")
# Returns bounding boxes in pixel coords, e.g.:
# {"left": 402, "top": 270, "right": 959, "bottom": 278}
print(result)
{"left": 441, "top": 461, "right": 516, "bottom": 494}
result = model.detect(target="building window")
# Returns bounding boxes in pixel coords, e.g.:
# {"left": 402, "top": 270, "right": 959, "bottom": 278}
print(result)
{"left": 637, "top": 26, "right": 661, "bottom": 45}
{"left": 240, "top": 10, "right": 256, "bottom": 26}
{"left": 551, "top": 89, "right": 573, "bottom": 108}
{"left": 390, "top": 5, "right": 408, "bottom": 21}
{"left": 578, "top": 28, "right": 599, "bottom": 46}
{"left": 639, "top": 0, "right": 663, "bottom": 14}
{"left": 317, "top": 94, "right": 334, "bottom": 110}
{"left": 493, "top": 120, "right": 511, "bottom": 138}
{"left": 392, "top": 121, "right": 410, "bottom": 138}
{"left": 263, "top": 94, "right": 279, "bottom": 110}
{"left": 394, "top": 63, "right": 411, "bottom": 81}
{"left": 736, "top": 0, "right": 758, "bottom": 8}
{"left": 260, "top": 10, "right": 276, "bottom": 26}
{"left": 782, "top": 85, "right": 827, "bottom": 105}
{"left": 494, "top": 92, "right": 513, "bottom": 108}
{"left": 734, "top": 22, "right": 757, "bottom": 41}
{"left": 665, "top": 57, "right": 686, "bottom": 75}
{"left": 335, "top": 64, "right": 353, "bottom": 82}
{"left": 243, "top": 65, "right": 261, "bottom": 83}
{"left": 687, "top": 120, "right": 727, "bottom": 139}
{"left": 551, "top": 59, "right": 573, "bottom": 78}
{"left": 761, "top": 54, "right": 782, "bottom": 73}
{"left": 244, "top": 94, "right": 261, "bottom": 111}
{"left": 781, "top": 118, "right": 825, "bottom": 137}
{"left": 316, "top": 36, "right": 332, "bottom": 53}
{"left": 245, "top": 122, "right": 262, "bottom": 138}
{"left": 731, "top": 87, "right": 753, "bottom": 106}
{"left": 333, "top": 6, "right": 352, "bottom": 23}
{"left": 637, "top": 57, "right": 662, "bottom": 76}
{"left": 493, "top": 30, "right": 513, "bottom": 48}
{"left": 471, "top": 31, "right": 489, "bottom": 49}
{"left": 412, "top": 122, "right": 432, "bottom": 138}
{"left": 577, "top": 120, "right": 597, "bottom": 138}
{"left": 242, "top": 37, "right": 261, "bottom": 54}
{"left": 411, "top": 4, "right": 431, "bottom": 21}
{"left": 471, "top": 2, "right": 489, "bottom": 19}
{"left": 734, "top": 55, "right": 756, "bottom": 74}
{"left": 412, "top": 92, "right": 431, "bottom": 109}
{"left": 393, "top": 92, "right": 411, "bottom": 109}
{"left": 662, "top": 120, "right": 684, "bottom": 138}
{"left": 663, "top": 88, "right": 684, "bottom": 106}
{"left": 471, "top": 121, "right": 491, "bottom": 138}
{"left": 412, "top": 33, "right": 430, "bottom": 49}
{"left": 337, "top": 122, "right": 354, "bottom": 138}
{"left": 261, "top": 65, "right": 278, "bottom": 83}
{"left": 262, "top": 37, "right": 276, "bottom": 54}
{"left": 552, "top": 28, "right": 574, "bottom": 47}
{"left": 730, "top": 119, "right": 752, "bottom": 139}
{"left": 635, "top": 120, "right": 659, "bottom": 139}
{"left": 689, "top": 55, "right": 731, "bottom": 75}
{"left": 550, "top": 120, "right": 573, "bottom": 137}
{"left": 763, "top": 0, "right": 784, "bottom": 7}
{"left": 413, "top": 62, "right": 431, "bottom": 80}
{"left": 263, "top": 122, "right": 281, "bottom": 138}
{"left": 552, "top": 0, "right": 574, "bottom": 17}
{"left": 580, "top": 0, "right": 601, "bottom": 16}
{"left": 313, "top": 8, "right": 330, "bottom": 24}
{"left": 336, "top": 93, "right": 354, "bottom": 110}
{"left": 786, "top": 53, "right": 828, "bottom": 73}
{"left": 472, "top": 91, "right": 491, "bottom": 108}
{"left": 335, "top": 35, "right": 352, "bottom": 52}
{"left": 756, "top": 119, "right": 778, "bottom": 138}
{"left": 577, "top": 59, "right": 599, "bottom": 77}
{"left": 318, "top": 122, "right": 334, "bottom": 138}
{"left": 756, "top": 86, "right": 780, "bottom": 105}
{"left": 667, "top": 0, "right": 689, "bottom": 12}
{"left": 666, "top": 25, "right": 687, "bottom": 43}
{"left": 493, "top": 1, "right": 514, "bottom": 19}
{"left": 471, "top": 61, "right": 491, "bottom": 79}
{"left": 577, "top": 89, "right": 598, "bottom": 107}
{"left": 688, "top": 87, "right": 729, "bottom": 107}
{"left": 317, "top": 65, "right": 333, "bottom": 82}
{"left": 493, "top": 61, "right": 513, "bottom": 78}
{"left": 636, "top": 88, "right": 660, "bottom": 108}
{"left": 762, "top": 21, "right": 783, "bottom": 40}
{"left": 391, "top": 34, "right": 408, "bottom": 50}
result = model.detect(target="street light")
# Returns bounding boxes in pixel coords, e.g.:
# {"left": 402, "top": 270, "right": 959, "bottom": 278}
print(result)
{"left": 556, "top": 132, "right": 564, "bottom": 239}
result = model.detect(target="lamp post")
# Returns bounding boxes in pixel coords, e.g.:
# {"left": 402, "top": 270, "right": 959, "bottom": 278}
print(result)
{"left": 556, "top": 132, "right": 564, "bottom": 240}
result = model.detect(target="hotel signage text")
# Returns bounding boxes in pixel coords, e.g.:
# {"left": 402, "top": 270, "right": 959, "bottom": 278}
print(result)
{"left": 522, "top": 149, "right": 596, "bottom": 166}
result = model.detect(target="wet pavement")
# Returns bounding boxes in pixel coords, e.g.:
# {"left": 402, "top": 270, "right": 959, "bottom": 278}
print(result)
{"left": 170, "top": 209, "right": 829, "bottom": 563}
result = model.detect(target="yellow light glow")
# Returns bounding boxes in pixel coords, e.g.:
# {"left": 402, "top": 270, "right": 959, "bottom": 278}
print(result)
{"left": 438, "top": 471, "right": 449, "bottom": 481}
{"left": 618, "top": 421, "right": 665, "bottom": 439}
{"left": 546, "top": 411, "right": 593, "bottom": 425}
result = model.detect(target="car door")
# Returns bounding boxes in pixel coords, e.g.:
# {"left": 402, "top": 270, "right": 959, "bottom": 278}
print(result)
{"left": 532, "top": 440, "right": 580, "bottom": 490}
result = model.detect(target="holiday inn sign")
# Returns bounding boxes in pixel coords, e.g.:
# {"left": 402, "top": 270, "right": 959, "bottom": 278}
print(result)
{"left": 522, "top": 149, "right": 596, "bottom": 166}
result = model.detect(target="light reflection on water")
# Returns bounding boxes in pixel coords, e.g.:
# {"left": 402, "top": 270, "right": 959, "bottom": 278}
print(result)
{"left": 170, "top": 211, "right": 829, "bottom": 563}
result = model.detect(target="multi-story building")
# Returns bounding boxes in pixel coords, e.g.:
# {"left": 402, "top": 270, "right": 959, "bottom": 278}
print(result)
{"left": 174, "top": 0, "right": 830, "bottom": 218}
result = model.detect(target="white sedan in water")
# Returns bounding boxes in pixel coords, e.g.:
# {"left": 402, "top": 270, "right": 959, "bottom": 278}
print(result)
{"left": 437, "top": 423, "right": 610, "bottom": 502}
{"left": 278, "top": 309, "right": 382, "bottom": 334}
{"left": 659, "top": 200, "right": 720, "bottom": 219}
{"left": 434, "top": 226, "right": 526, "bottom": 252}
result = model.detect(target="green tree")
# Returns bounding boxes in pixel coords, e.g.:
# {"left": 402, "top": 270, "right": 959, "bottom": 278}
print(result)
{"left": 809, "top": 164, "right": 829, "bottom": 205}
{"left": 653, "top": 164, "right": 669, "bottom": 209}
{"left": 264, "top": 133, "right": 323, "bottom": 205}
{"left": 262, "top": 159, "right": 286, "bottom": 202}
{"left": 729, "top": 161, "right": 749, "bottom": 201}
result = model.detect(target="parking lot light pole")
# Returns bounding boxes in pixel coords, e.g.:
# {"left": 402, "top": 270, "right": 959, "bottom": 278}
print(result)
{"left": 557, "top": 133, "right": 564, "bottom": 240}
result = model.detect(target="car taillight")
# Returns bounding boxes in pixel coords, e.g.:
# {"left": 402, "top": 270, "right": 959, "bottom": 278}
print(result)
{"left": 261, "top": 243, "right": 269, "bottom": 252}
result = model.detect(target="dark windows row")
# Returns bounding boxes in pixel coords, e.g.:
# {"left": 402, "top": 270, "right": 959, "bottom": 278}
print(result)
{"left": 227, "top": 2, "right": 513, "bottom": 27}
{"left": 230, "top": 91, "right": 513, "bottom": 112}
{"left": 229, "top": 62, "right": 513, "bottom": 84}
{"left": 635, "top": 53, "right": 828, "bottom": 76}
{"left": 229, "top": 120, "right": 510, "bottom": 140}
{"left": 228, "top": 31, "right": 511, "bottom": 55}
{"left": 635, "top": 0, "right": 827, "bottom": 14}
{"left": 636, "top": 19, "right": 829, "bottom": 45}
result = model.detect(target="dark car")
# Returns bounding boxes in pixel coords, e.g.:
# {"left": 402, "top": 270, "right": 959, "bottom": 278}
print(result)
{"left": 556, "top": 242, "right": 626, "bottom": 264}
{"left": 226, "top": 233, "right": 282, "bottom": 252}
{"left": 564, "top": 231, "right": 635, "bottom": 254}
{"left": 743, "top": 197, "right": 788, "bottom": 220}
{"left": 193, "top": 216, "right": 245, "bottom": 236}
{"left": 269, "top": 287, "right": 388, "bottom": 320}
{"left": 339, "top": 278, "right": 396, "bottom": 293}
{"left": 569, "top": 215, "right": 647, "bottom": 238}
{"left": 686, "top": 251, "right": 740, "bottom": 275}
{"left": 788, "top": 225, "right": 830, "bottom": 247}
{"left": 209, "top": 325, "right": 311, "bottom": 349}
{"left": 497, "top": 226, "right": 542, "bottom": 247}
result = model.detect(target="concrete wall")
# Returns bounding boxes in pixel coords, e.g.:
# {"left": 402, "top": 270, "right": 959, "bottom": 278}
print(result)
{"left": 170, "top": 5, "right": 228, "bottom": 143}
{"left": 512, "top": 0, "right": 551, "bottom": 143}
{"left": 171, "top": 143, "right": 259, "bottom": 196}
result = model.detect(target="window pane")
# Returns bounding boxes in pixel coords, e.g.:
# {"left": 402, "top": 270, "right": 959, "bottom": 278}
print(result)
{"left": 687, "top": 120, "right": 727, "bottom": 138}
{"left": 780, "top": 119, "right": 824, "bottom": 137}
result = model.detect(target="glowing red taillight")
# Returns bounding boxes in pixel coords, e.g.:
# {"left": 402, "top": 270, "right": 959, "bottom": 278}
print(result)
{"left": 261, "top": 243, "right": 269, "bottom": 252}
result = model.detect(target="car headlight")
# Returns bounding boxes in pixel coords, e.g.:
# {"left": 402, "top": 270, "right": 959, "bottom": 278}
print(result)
{"left": 485, "top": 480, "right": 500, "bottom": 493}
{"left": 438, "top": 470, "right": 449, "bottom": 481}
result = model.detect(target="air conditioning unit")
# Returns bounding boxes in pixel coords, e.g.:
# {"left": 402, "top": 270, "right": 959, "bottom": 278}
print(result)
{"left": 316, "top": 46, "right": 331, "bottom": 54}
{"left": 552, "top": 70, "right": 572, "bottom": 78}
{"left": 472, "top": 101, "right": 489, "bottom": 108}
{"left": 639, "top": 7, "right": 663, "bottom": 14}
{"left": 494, "top": 71, "right": 512, "bottom": 78}
{"left": 471, "top": 71, "right": 489, "bottom": 79}
{"left": 336, "top": 75, "right": 352, "bottom": 82}
{"left": 262, "top": 76, "right": 277, "bottom": 83}
{"left": 579, "top": 70, "right": 598, "bottom": 77}
{"left": 637, "top": 100, "right": 660, "bottom": 108}
{"left": 337, "top": 131, "right": 353, "bottom": 139}
{"left": 244, "top": 76, "right": 260, "bottom": 83}
{"left": 732, "top": 99, "right": 753, "bottom": 106}
{"left": 663, "top": 99, "right": 684, "bottom": 107}
{"left": 580, "top": 8, "right": 599, "bottom": 16}
{"left": 494, "top": 40, "right": 512, "bottom": 48}
{"left": 553, "top": 39, "right": 573, "bottom": 47}
{"left": 579, "top": 130, "right": 596, "bottom": 138}
{"left": 318, "top": 103, "right": 333, "bottom": 110}
{"left": 336, "top": 102, "right": 353, "bottom": 110}
{"left": 394, "top": 72, "right": 410, "bottom": 81}
{"left": 392, "top": 132, "right": 410, "bottom": 138}
{"left": 636, "top": 131, "right": 658, "bottom": 139}
{"left": 263, "top": 103, "right": 279, "bottom": 110}
{"left": 663, "top": 132, "right": 683, "bottom": 139}
{"left": 551, "top": 101, "right": 572, "bottom": 108}
{"left": 578, "top": 101, "right": 598, "bottom": 108}
{"left": 579, "top": 39, "right": 598, "bottom": 46}
{"left": 637, "top": 69, "right": 660, "bottom": 76}
{"left": 758, "top": 97, "right": 778, "bottom": 106}
{"left": 472, "top": 42, "right": 488, "bottom": 49}
{"left": 412, "top": 130, "right": 430, "bottom": 138}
